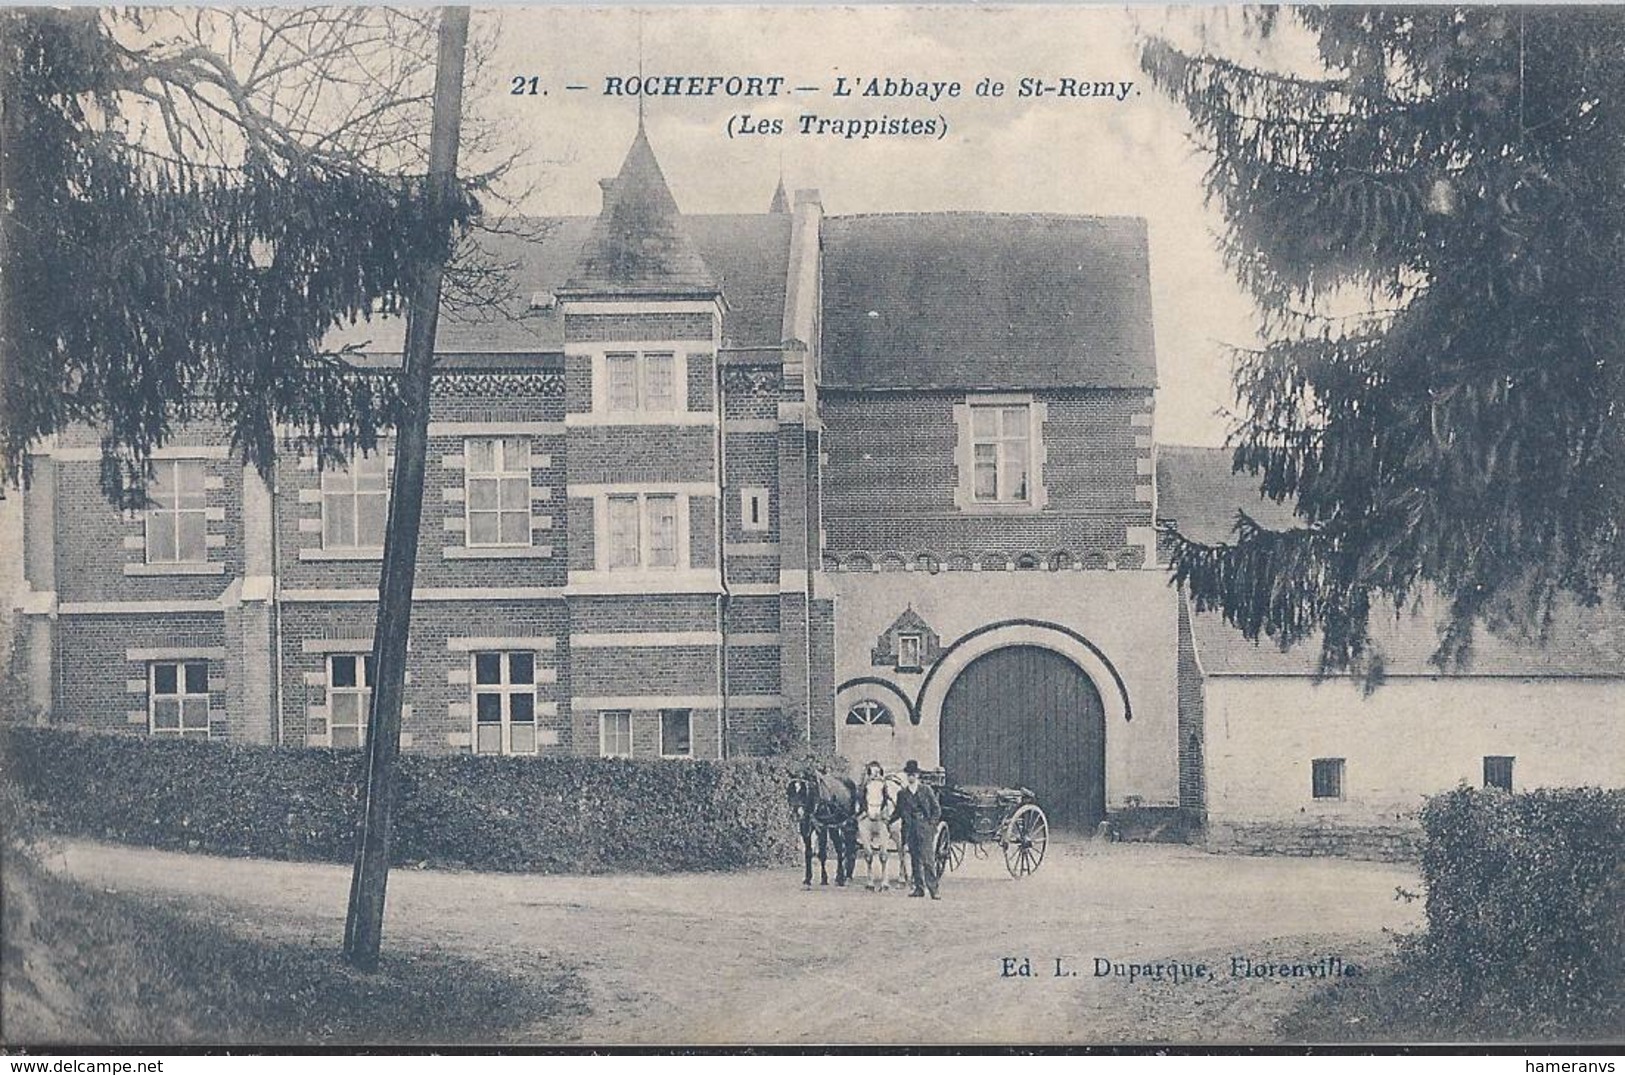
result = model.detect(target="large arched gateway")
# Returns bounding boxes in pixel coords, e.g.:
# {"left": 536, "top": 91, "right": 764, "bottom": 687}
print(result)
{"left": 939, "top": 645, "right": 1107, "bottom": 829}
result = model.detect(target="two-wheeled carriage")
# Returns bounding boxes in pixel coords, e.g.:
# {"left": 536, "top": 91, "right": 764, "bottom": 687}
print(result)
{"left": 919, "top": 770, "right": 1049, "bottom": 879}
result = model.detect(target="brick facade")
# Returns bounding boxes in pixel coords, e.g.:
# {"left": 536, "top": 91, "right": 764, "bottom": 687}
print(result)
{"left": 820, "top": 388, "right": 1156, "bottom": 571}
{"left": 12, "top": 128, "right": 1207, "bottom": 832}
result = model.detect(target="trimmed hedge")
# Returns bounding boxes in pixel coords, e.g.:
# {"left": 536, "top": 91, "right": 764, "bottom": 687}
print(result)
{"left": 1, "top": 726, "right": 805, "bottom": 874}
{"left": 1413, "top": 786, "right": 1625, "bottom": 1029}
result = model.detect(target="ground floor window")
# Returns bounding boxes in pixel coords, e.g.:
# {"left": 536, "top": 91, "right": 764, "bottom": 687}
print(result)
{"left": 599, "top": 710, "right": 632, "bottom": 758}
{"left": 660, "top": 708, "right": 692, "bottom": 758}
{"left": 1483, "top": 755, "right": 1515, "bottom": 792}
{"left": 327, "top": 654, "right": 375, "bottom": 749}
{"left": 150, "top": 661, "right": 210, "bottom": 739}
{"left": 473, "top": 651, "right": 536, "bottom": 755}
{"left": 845, "top": 699, "right": 894, "bottom": 726}
{"left": 1311, "top": 757, "right": 1345, "bottom": 800}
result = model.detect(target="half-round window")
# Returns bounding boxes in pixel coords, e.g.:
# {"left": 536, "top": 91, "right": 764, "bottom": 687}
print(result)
{"left": 845, "top": 699, "right": 894, "bottom": 726}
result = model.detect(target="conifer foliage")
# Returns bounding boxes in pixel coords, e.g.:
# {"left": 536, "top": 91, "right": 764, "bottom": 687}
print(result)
{"left": 0, "top": 9, "right": 475, "bottom": 501}
{"left": 1142, "top": 7, "right": 1625, "bottom": 672}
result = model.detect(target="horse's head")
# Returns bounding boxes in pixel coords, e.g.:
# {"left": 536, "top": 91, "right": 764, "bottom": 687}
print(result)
{"left": 785, "top": 775, "right": 814, "bottom": 821}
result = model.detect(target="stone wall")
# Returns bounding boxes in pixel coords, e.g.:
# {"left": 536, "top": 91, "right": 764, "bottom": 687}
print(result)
{"left": 1205, "top": 820, "right": 1423, "bottom": 863}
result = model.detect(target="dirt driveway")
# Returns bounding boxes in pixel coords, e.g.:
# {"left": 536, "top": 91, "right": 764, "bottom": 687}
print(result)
{"left": 43, "top": 836, "right": 1422, "bottom": 1045}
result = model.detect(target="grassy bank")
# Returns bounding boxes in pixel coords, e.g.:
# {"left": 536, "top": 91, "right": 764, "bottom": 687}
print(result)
{"left": 1277, "top": 943, "right": 1624, "bottom": 1044}
{"left": 2, "top": 845, "right": 586, "bottom": 1046}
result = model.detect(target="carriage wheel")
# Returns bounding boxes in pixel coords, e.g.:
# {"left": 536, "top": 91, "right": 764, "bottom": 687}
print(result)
{"left": 1001, "top": 804, "right": 1048, "bottom": 878}
{"left": 933, "top": 820, "right": 954, "bottom": 877}
{"left": 945, "top": 837, "right": 966, "bottom": 873}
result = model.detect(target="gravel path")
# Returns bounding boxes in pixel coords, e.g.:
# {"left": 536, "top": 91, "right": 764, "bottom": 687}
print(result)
{"left": 43, "top": 836, "right": 1423, "bottom": 1045}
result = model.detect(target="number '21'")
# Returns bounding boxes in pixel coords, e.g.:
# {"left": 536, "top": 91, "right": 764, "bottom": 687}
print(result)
{"left": 510, "top": 76, "right": 542, "bottom": 96}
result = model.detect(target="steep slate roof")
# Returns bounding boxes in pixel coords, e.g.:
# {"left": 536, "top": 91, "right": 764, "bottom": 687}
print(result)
{"left": 326, "top": 213, "right": 791, "bottom": 354}
{"left": 1160, "top": 447, "right": 1625, "bottom": 678}
{"left": 563, "top": 122, "right": 717, "bottom": 296}
{"left": 820, "top": 213, "right": 1156, "bottom": 390}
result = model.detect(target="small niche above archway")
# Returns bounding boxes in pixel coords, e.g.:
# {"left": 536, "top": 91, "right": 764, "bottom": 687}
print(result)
{"left": 871, "top": 606, "right": 942, "bottom": 674}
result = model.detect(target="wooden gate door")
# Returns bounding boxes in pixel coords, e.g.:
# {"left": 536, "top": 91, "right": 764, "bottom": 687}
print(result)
{"left": 939, "top": 645, "right": 1106, "bottom": 829}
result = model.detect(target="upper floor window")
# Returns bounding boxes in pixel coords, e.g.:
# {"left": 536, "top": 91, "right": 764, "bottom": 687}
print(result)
{"left": 606, "top": 351, "right": 677, "bottom": 413}
{"left": 472, "top": 651, "right": 537, "bottom": 755}
{"left": 150, "top": 660, "right": 210, "bottom": 738}
{"left": 145, "top": 460, "right": 207, "bottom": 563}
{"left": 971, "top": 403, "right": 1031, "bottom": 503}
{"left": 464, "top": 437, "right": 532, "bottom": 547}
{"left": 607, "top": 494, "right": 680, "bottom": 570}
{"left": 322, "top": 448, "right": 388, "bottom": 550}
{"left": 1483, "top": 755, "right": 1514, "bottom": 792}
{"left": 327, "top": 654, "right": 375, "bottom": 749}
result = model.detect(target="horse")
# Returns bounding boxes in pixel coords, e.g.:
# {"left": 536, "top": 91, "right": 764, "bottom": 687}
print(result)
{"left": 884, "top": 772, "right": 912, "bottom": 887}
{"left": 785, "top": 771, "right": 859, "bottom": 888}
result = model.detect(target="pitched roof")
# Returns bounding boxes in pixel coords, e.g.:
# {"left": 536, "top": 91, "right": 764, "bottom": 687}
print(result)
{"left": 1156, "top": 445, "right": 1301, "bottom": 543}
{"left": 562, "top": 123, "right": 717, "bottom": 296}
{"left": 325, "top": 213, "right": 791, "bottom": 354}
{"left": 1161, "top": 447, "right": 1625, "bottom": 678}
{"left": 820, "top": 213, "right": 1156, "bottom": 390}
{"left": 1189, "top": 598, "right": 1625, "bottom": 679}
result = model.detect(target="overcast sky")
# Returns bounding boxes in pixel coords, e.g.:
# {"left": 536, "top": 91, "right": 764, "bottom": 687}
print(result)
{"left": 475, "top": 6, "right": 1312, "bottom": 447}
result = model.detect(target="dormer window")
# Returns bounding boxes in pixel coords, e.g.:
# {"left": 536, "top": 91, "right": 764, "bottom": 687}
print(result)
{"left": 897, "top": 633, "right": 924, "bottom": 672}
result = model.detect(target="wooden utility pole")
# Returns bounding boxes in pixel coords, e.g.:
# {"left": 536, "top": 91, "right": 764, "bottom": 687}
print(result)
{"left": 343, "top": 5, "right": 469, "bottom": 972}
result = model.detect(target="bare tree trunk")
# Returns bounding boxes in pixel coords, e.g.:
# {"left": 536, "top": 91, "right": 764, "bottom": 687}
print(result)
{"left": 0, "top": 16, "right": 21, "bottom": 480}
{"left": 343, "top": 5, "right": 469, "bottom": 972}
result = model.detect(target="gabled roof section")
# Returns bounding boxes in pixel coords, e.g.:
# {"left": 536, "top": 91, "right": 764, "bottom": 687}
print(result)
{"left": 1188, "top": 595, "right": 1625, "bottom": 679}
{"left": 324, "top": 214, "right": 790, "bottom": 354}
{"left": 1161, "top": 447, "right": 1625, "bottom": 678}
{"left": 1156, "top": 445, "right": 1300, "bottom": 544}
{"left": 885, "top": 607, "right": 932, "bottom": 636}
{"left": 820, "top": 213, "right": 1156, "bottom": 390}
{"left": 562, "top": 123, "right": 717, "bottom": 297}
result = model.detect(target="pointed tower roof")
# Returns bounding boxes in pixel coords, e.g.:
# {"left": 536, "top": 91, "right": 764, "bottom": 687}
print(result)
{"left": 769, "top": 176, "right": 790, "bottom": 215}
{"left": 563, "top": 123, "right": 718, "bottom": 296}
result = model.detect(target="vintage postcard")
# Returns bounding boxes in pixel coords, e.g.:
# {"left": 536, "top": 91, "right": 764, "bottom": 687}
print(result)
{"left": 1, "top": 3, "right": 1621, "bottom": 1053}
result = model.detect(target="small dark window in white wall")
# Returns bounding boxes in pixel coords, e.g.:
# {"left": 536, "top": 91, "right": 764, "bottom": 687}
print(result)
{"left": 1311, "top": 758, "right": 1345, "bottom": 800}
{"left": 1483, "top": 755, "right": 1514, "bottom": 792}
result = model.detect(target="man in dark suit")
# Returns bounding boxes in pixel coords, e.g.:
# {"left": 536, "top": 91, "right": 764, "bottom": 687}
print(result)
{"left": 895, "top": 759, "right": 942, "bottom": 900}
